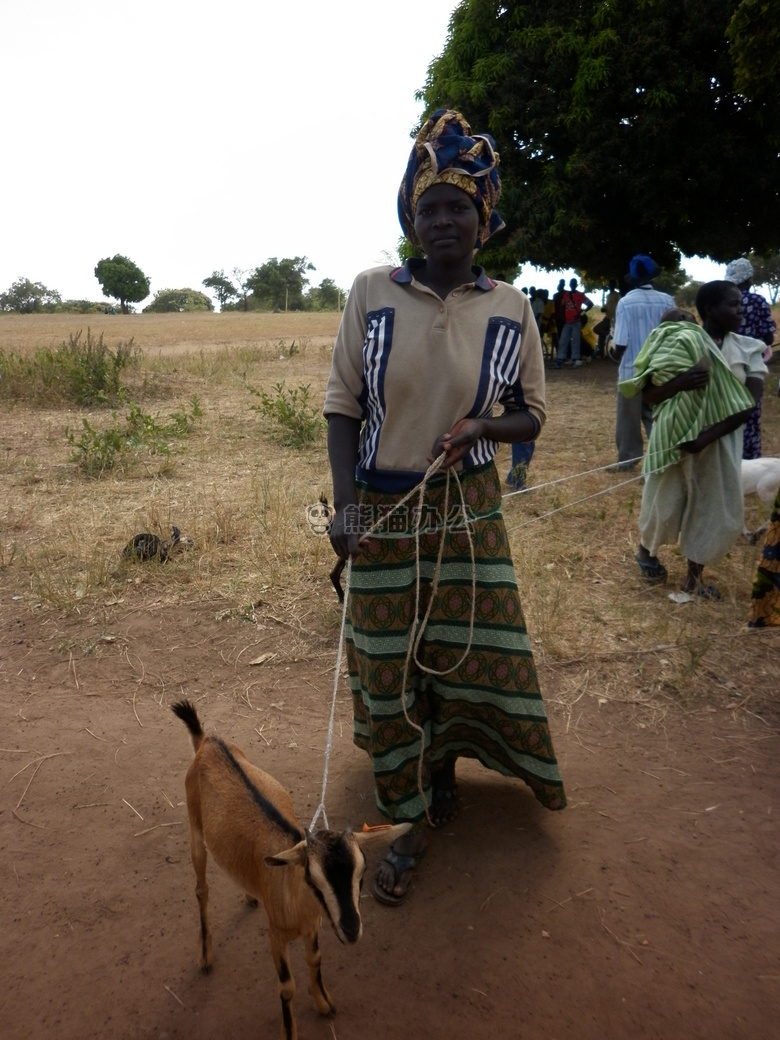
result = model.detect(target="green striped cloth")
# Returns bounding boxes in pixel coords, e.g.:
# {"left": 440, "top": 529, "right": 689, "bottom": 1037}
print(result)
{"left": 618, "top": 322, "right": 755, "bottom": 474}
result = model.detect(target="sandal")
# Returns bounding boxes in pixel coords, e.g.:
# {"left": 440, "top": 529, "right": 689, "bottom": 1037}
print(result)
{"left": 431, "top": 785, "right": 460, "bottom": 827}
{"left": 689, "top": 583, "right": 721, "bottom": 600}
{"left": 372, "top": 845, "right": 425, "bottom": 906}
{"left": 635, "top": 553, "right": 668, "bottom": 582}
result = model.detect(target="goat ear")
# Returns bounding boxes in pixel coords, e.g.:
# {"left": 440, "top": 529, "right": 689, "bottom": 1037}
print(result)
{"left": 354, "top": 821, "right": 412, "bottom": 851}
{"left": 264, "top": 838, "right": 308, "bottom": 868}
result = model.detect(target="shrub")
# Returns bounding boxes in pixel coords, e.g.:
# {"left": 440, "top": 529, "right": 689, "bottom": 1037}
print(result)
{"left": 248, "top": 381, "right": 324, "bottom": 447}
{"left": 0, "top": 329, "right": 139, "bottom": 406}
{"left": 65, "top": 396, "right": 202, "bottom": 476}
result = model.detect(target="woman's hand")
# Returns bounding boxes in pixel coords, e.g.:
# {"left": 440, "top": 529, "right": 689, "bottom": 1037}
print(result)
{"left": 328, "top": 503, "right": 365, "bottom": 561}
{"left": 428, "top": 418, "right": 485, "bottom": 469}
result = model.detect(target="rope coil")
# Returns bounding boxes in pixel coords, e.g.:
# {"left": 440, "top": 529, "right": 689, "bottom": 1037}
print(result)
{"left": 310, "top": 446, "right": 671, "bottom": 830}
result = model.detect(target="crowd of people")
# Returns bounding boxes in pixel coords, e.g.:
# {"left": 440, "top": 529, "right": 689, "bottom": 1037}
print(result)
{"left": 323, "top": 107, "right": 778, "bottom": 908}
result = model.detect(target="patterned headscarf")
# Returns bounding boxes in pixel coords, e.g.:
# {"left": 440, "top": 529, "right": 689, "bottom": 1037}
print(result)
{"left": 724, "top": 257, "right": 753, "bottom": 285}
{"left": 398, "top": 109, "right": 504, "bottom": 250}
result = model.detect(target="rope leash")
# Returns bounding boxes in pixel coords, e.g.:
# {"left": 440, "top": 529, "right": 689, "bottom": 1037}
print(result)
{"left": 309, "top": 453, "right": 477, "bottom": 830}
{"left": 310, "top": 446, "right": 673, "bottom": 830}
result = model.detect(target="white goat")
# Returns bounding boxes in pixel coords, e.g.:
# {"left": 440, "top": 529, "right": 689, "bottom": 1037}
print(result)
{"left": 171, "top": 699, "right": 408, "bottom": 1040}
{"left": 742, "top": 457, "right": 780, "bottom": 541}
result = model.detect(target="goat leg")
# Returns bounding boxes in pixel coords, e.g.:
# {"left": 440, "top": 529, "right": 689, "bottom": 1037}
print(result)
{"left": 303, "top": 929, "right": 335, "bottom": 1016}
{"left": 191, "top": 837, "right": 213, "bottom": 972}
{"left": 269, "top": 932, "right": 298, "bottom": 1040}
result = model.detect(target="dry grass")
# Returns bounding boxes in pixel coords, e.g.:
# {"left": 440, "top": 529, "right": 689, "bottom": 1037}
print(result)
{"left": 1, "top": 311, "right": 778, "bottom": 720}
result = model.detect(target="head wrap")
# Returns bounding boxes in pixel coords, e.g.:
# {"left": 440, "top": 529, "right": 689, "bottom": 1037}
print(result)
{"left": 626, "top": 254, "right": 662, "bottom": 286}
{"left": 398, "top": 109, "right": 504, "bottom": 250}
{"left": 724, "top": 257, "right": 753, "bottom": 285}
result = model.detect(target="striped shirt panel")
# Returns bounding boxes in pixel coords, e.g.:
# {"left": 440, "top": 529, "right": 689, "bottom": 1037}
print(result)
{"left": 619, "top": 323, "right": 759, "bottom": 473}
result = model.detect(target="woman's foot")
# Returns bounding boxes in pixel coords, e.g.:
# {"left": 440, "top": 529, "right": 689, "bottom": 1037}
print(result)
{"left": 635, "top": 547, "right": 667, "bottom": 581}
{"left": 681, "top": 560, "right": 720, "bottom": 598}
{"left": 372, "top": 831, "right": 429, "bottom": 905}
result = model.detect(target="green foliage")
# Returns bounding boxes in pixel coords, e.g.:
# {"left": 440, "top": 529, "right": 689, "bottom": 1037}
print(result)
{"left": 0, "top": 329, "right": 138, "bottom": 406}
{"left": 1, "top": 276, "right": 61, "bottom": 313}
{"left": 245, "top": 257, "right": 315, "bottom": 311}
{"left": 674, "top": 281, "right": 705, "bottom": 309}
{"left": 726, "top": 0, "right": 780, "bottom": 138}
{"left": 420, "top": 0, "right": 780, "bottom": 281}
{"left": 65, "top": 396, "right": 202, "bottom": 476}
{"left": 305, "top": 277, "right": 346, "bottom": 311}
{"left": 248, "top": 381, "right": 324, "bottom": 447}
{"left": 143, "top": 288, "right": 214, "bottom": 313}
{"left": 202, "top": 270, "right": 238, "bottom": 309}
{"left": 748, "top": 251, "right": 780, "bottom": 304}
{"left": 55, "top": 300, "right": 111, "bottom": 314}
{"left": 94, "top": 254, "right": 150, "bottom": 313}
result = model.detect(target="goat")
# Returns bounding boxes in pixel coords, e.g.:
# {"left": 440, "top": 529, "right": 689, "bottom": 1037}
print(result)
{"left": 742, "top": 457, "right": 780, "bottom": 542}
{"left": 122, "top": 524, "right": 192, "bottom": 562}
{"left": 171, "top": 699, "right": 408, "bottom": 1040}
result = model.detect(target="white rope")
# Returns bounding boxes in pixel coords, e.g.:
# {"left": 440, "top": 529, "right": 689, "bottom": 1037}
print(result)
{"left": 310, "top": 453, "right": 478, "bottom": 830}
{"left": 311, "top": 445, "right": 669, "bottom": 829}
{"left": 310, "top": 555, "right": 352, "bottom": 831}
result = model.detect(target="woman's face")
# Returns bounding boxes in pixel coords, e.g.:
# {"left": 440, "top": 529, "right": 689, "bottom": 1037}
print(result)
{"left": 707, "top": 285, "right": 743, "bottom": 335}
{"left": 413, "top": 183, "right": 480, "bottom": 265}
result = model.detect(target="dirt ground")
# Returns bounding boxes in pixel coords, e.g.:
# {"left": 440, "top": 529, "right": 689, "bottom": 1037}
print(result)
{"left": 2, "top": 591, "right": 779, "bottom": 1040}
{"left": 2, "top": 314, "right": 780, "bottom": 1038}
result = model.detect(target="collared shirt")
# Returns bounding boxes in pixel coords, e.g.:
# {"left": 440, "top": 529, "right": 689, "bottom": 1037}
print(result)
{"left": 324, "top": 260, "right": 545, "bottom": 490}
{"left": 613, "top": 284, "right": 675, "bottom": 379}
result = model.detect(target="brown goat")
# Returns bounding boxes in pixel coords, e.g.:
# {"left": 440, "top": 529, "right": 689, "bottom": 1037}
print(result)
{"left": 171, "top": 699, "right": 408, "bottom": 1040}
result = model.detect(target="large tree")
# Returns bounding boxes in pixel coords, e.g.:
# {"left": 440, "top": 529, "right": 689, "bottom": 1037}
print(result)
{"left": 246, "top": 257, "right": 315, "bottom": 311}
{"left": 420, "top": 0, "right": 780, "bottom": 282}
{"left": 0, "top": 277, "right": 61, "bottom": 313}
{"left": 202, "top": 270, "right": 238, "bottom": 309}
{"left": 143, "top": 288, "right": 214, "bottom": 313}
{"left": 94, "top": 255, "right": 150, "bottom": 313}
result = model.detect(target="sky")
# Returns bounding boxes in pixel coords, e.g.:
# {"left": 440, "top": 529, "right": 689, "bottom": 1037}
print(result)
{"left": 1, "top": 0, "right": 724, "bottom": 310}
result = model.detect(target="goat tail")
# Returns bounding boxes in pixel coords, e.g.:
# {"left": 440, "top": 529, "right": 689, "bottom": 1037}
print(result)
{"left": 171, "top": 699, "right": 205, "bottom": 751}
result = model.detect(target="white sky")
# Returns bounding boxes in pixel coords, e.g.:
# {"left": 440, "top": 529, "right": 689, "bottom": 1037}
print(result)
{"left": 0, "top": 0, "right": 723, "bottom": 309}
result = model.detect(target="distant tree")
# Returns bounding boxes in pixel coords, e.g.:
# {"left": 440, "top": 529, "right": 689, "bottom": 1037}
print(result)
{"left": 653, "top": 268, "right": 691, "bottom": 299}
{"left": 202, "top": 270, "right": 238, "bottom": 310}
{"left": 246, "top": 257, "right": 315, "bottom": 311}
{"left": 306, "top": 277, "right": 346, "bottom": 311}
{"left": 94, "top": 255, "right": 150, "bottom": 314}
{"left": 0, "top": 277, "right": 61, "bottom": 313}
{"left": 143, "top": 288, "right": 214, "bottom": 313}
{"left": 749, "top": 252, "right": 780, "bottom": 304}
{"left": 420, "top": 0, "right": 780, "bottom": 281}
{"left": 674, "top": 281, "right": 705, "bottom": 310}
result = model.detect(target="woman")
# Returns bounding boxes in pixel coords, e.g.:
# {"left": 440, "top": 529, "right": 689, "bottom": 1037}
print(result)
{"left": 324, "top": 110, "right": 565, "bottom": 905}
{"left": 620, "top": 282, "right": 766, "bottom": 597}
{"left": 724, "top": 257, "right": 776, "bottom": 459}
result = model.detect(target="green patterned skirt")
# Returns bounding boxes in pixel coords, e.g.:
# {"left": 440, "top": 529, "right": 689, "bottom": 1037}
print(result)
{"left": 748, "top": 488, "right": 780, "bottom": 627}
{"left": 345, "top": 461, "right": 566, "bottom": 825}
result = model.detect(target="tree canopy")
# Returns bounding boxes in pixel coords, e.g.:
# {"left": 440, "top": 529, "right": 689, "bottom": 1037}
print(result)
{"left": 202, "top": 270, "right": 238, "bottom": 309}
{"left": 0, "top": 277, "right": 61, "bottom": 313}
{"left": 420, "top": 0, "right": 780, "bottom": 282}
{"left": 94, "top": 255, "right": 150, "bottom": 313}
{"left": 245, "top": 257, "right": 315, "bottom": 312}
{"left": 143, "top": 288, "right": 214, "bottom": 313}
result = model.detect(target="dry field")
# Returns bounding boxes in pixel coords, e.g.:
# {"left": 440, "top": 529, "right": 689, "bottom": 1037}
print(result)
{"left": 1, "top": 310, "right": 779, "bottom": 1040}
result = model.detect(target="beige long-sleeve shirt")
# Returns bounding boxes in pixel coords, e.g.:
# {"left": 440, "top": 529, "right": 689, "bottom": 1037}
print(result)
{"left": 324, "top": 261, "right": 545, "bottom": 490}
